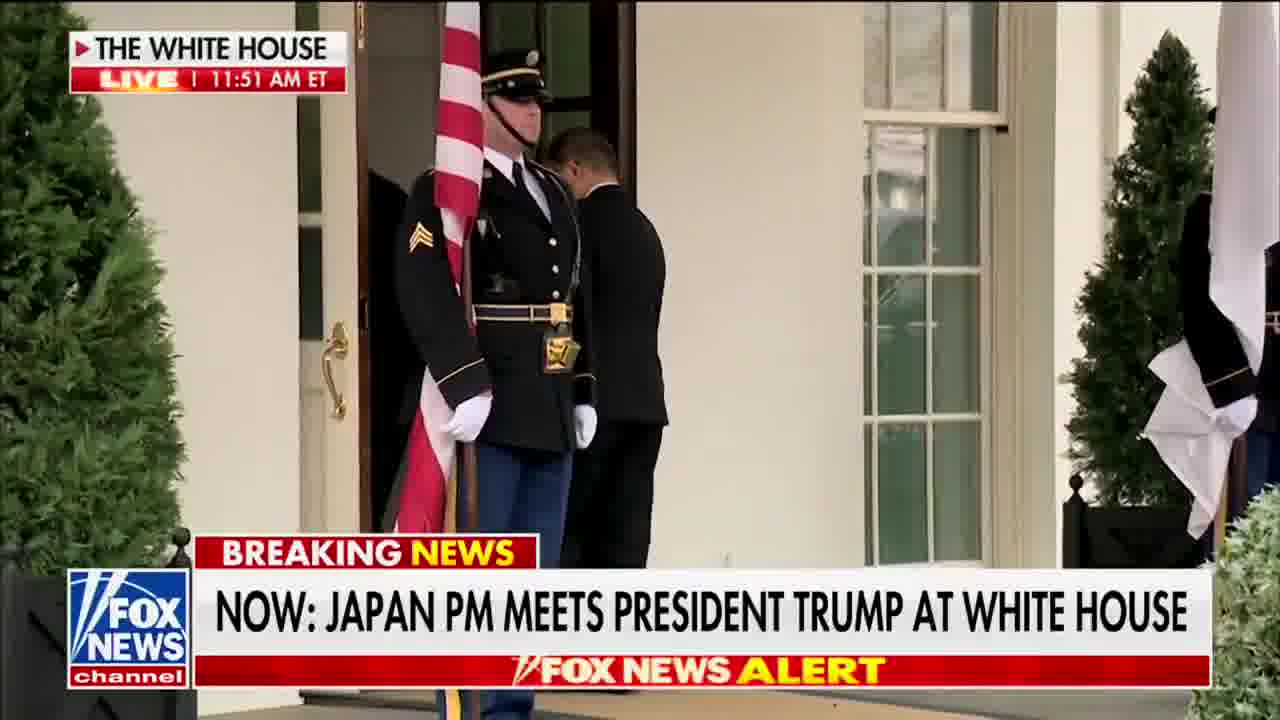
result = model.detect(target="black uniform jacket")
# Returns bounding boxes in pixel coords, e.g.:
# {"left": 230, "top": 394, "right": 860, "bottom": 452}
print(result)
{"left": 579, "top": 184, "right": 668, "bottom": 425}
{"left": 393, "top": 159, "right": 596, "bottom": 454}
{"left": 1179, "top": 191, "right": 1280, "bottom": 431}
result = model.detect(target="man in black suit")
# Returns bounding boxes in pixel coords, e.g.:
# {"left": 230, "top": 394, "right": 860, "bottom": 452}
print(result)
{"left": 1181, "top": 105, "right": 1280, "bottom": 526}
{"left": 547, "top": 127, "right": 668, "bottom": 570}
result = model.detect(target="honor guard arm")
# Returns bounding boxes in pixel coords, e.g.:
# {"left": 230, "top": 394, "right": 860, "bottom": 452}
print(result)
{"left": 1179, "top": 193, "right": 1258, "bottom": 407}
{"left": 393, "top": 171, "right": 493, "bottom": 408}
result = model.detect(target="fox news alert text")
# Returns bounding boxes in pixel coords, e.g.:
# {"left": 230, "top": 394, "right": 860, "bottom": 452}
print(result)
{"left": 156, "top": 534, "right": 1216, "bottom": 691}
{"left": 68, "top": 31, "right": 347, "bottom": 95}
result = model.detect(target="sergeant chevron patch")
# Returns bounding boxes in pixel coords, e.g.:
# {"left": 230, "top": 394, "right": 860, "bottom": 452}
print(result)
{"left": 409, "top": 222, "right": 433, "bottom": 253}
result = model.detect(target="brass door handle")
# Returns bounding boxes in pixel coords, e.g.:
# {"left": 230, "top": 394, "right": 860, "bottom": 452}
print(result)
{"left": 322, "top": 321, "right": 350, "bottom": 420}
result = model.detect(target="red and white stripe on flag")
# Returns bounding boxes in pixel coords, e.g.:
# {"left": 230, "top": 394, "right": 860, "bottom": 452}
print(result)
{"left": 395, "top": 2, "right": 483, "bottom": 534}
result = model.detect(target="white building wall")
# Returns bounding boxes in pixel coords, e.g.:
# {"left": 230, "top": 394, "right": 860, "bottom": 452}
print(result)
{"left": 70, "top": 2, "right": 301, "bottom": 716}
{"left": 636, "top": 2, "right": 866, "bottom": 569}
{"left": 1051, "top": 2, "right": 1108, "bottom": 528}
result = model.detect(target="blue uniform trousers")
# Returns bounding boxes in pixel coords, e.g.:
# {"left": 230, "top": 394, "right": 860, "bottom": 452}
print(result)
{"left": 436, "top": 441, "right": 572, "bottom": 720}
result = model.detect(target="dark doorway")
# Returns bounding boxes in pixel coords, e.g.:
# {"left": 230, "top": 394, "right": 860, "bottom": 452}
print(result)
{"left": 482, "top": 2, "right": 637, "bottom": 198}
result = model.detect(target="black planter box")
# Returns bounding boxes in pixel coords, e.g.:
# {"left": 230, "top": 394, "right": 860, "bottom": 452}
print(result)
{"left": 0, "top": 530, "right": 198, "bottom": 720}
{"left": 1062, "top": 475, "right": 1209, "bottom": 569}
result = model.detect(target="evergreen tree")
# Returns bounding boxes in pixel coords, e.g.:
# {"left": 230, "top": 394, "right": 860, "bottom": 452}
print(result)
{"left": 1064, "top": 32, "right": 1215, "bottom": 507}
{"left": 0, "top": 2, "right": 184, "bottom": 576}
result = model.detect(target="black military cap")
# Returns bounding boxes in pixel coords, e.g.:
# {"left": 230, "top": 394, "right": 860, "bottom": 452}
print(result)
{"left": 482, "top": 48, "right": 551, "bottom": 102}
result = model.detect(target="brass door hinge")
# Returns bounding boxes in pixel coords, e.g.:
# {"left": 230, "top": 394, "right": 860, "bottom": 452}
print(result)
{"left": 356, "top": 2, "right": 367, "bottom": 50}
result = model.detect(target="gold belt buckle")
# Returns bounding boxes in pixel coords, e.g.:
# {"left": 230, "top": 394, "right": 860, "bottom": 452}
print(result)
{"left": 549, "top": 302, "right": 569, "bottom": 326}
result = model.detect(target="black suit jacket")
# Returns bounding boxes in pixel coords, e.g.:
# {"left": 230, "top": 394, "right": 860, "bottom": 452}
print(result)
{"left": 393, "top": 160, "right": 596, "bottom": 454}
{"left": 579, "top": 184, "right": 668, "bottom": 425}
{"left": 1179, "top": 191, "right": 1279, "bottom": 431}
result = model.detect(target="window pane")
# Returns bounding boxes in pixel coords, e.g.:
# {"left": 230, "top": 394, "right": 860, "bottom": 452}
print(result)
{"left": 543, "top": 2, "right": 591, "bottom": 99}
{"left": 862, "top": 126, "right": 874, "bottom": 266}
{"left": 298, "top": 97, "right": 321, "bottom": 213}
{"left": 295, "top": 2, "right": 318, "bottom": 32}
{"left": 863, "top": 2, "right": 889, "bottom": 109}
{"left": 542, "top": 110, "right": 592, "bottom": 155}
{"left": 877, "top": 423, "right": 928, "bottom": 564}
{"left": 872, "top": 127, "right": 927, "bottom": 266}
{"left": 946, "top": 2, "right": 999, "bottom": 112}
{"left": 865, "top": 426, "right": 875, "bottom": 565}
{"left": 891, "top": 3, "right": 944, "bottom": 110}
{"left": 933, "top": 422, "right": 981, "bottom": 561}
{"left": 933, "top": 127, "right": 980, "bottom": 266}
{"left": 933, "top": 276, "right": 980, "bottom": 414}
{"left": 488, "top": 2, "right": 537, "bottom": 52}
{"left": 863, "top": 278, "right": 874, "bottom": 414}
{"left": 298, "top": 226, "right": 323, "bottom": 341}
{"left": 877, "top": 274, "right": 926, "bottom": 415}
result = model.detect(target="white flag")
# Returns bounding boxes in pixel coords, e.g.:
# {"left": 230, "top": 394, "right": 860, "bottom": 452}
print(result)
{"left": 1208, "top": 1, "right": 1279, "bottom": 374}
{"left": 1145, "top": 2, "right": 1279, "bottom": 538}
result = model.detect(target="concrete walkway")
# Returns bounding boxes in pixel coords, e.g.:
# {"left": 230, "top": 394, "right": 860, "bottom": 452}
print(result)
{"left": 207, "top": 688, "right": 1191, "bottom": 720}
{"left": 824, "top": 690, "right": 1191, "bottom": 720}
{"left": 211, "top": 690, "right": 989, "bottom": 720}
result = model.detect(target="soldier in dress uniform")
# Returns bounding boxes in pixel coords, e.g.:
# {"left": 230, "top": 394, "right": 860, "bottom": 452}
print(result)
{"left": 1180, "top": 105, "right": 1280, "bottom": 527}
{"left": 392, "top": 47, "right": 596, "bottom": 720}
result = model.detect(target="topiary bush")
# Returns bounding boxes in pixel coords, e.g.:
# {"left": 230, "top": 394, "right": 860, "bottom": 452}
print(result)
{"left": 0, "top": 2, "right": 185, "bottom": 576}
{"left": 1188, "top": 488, "right": 1280, "bottom": 719}
{"left": 1063, "top": 31, "right": 1215, "bottom": 507}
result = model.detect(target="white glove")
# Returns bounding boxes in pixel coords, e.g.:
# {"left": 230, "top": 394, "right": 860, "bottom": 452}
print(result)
{"left": 443, "top": 393, "right": 492, "bottom": 443}
{"left": 574, "top": 405, "right": 598, "bottom": 449}
{"left": 1216, "top": 396, "right": 1258, "bottom": 437}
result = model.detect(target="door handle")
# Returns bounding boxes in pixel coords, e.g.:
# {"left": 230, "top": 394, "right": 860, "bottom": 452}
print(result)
{"left": 321, "top": 321, "right": 350, "bottom": 420}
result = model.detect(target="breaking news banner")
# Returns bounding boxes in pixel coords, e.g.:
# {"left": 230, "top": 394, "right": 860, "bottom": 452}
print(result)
{"left": 67, "top": 31, "right": 348, "bottom": 95}
{"left": 108, "top": 534, "right": 1215, "bottom": 692}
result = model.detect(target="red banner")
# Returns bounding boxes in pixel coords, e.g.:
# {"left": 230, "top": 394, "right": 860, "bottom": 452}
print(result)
{"left": 193, "top": 535, "right": 539, "bottom": 570}
{"left": 69, "top": 66, "right": 346, "bottom": 94}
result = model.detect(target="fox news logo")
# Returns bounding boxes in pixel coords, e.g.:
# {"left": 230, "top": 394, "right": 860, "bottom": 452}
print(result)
{"left": 66, "top": 569, "right": 190, "bottom": 689}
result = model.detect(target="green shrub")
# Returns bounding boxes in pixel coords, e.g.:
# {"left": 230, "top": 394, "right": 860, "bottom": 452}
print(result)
{"left": 0, "top": 2, "right": 185, "bottom": 576}
{"left": 1189, "top": 488, "right": 1280, "bottom": 719}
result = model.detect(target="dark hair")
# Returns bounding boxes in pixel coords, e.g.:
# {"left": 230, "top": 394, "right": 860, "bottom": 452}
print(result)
{"left": 1208, "top": 105, "right": 1217, "bottom": 125}
{"left": 546, "top": 127, "right": 619, "bottom": 176}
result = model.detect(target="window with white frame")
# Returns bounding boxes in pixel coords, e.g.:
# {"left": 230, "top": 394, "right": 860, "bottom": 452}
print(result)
{"left": 862, "top": 1, "right": 1002, "bottom": 566}
{"left": 297, "top": 1, "right": 323, "bottom": 342}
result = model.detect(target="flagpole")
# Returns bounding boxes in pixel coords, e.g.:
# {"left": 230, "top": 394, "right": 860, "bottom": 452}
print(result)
{"left": 1214, "top": 451, "right": 1229, "bottom": 553}
{"left": 459, "top": 220, "right": 480, "bottom": 720}
{"left": 460, "top": 231, "right": 481, "bottom": 534}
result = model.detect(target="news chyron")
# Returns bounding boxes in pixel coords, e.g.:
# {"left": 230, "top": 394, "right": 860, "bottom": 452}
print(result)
{"left": 68, "top": 31, "right": 348, "bottom": 95}
{"left": 67, "top": 568, "right": 191, "bottom": 690}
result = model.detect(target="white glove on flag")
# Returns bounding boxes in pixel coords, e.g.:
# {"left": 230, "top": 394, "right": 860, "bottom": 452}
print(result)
{"left": 443, "top": 393, "right": 492, "bottom": 443}
{"left": 1215, "top": 396, "right": 1258, "bottom": 438}
{"left": 574, "top": 405, "right": 597, "bottom": 449}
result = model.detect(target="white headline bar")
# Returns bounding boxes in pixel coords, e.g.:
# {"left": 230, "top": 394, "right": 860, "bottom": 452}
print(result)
{"left": 68, "top": 32, "right": 348, "bottom": 68}
{"left": 190, "top": 568, "right": 1214, "bottom": 657}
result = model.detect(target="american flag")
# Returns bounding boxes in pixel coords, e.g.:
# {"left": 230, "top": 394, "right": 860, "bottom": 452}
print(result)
{"left": 393, "top": 2, "right": 483, "bottom": 534}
